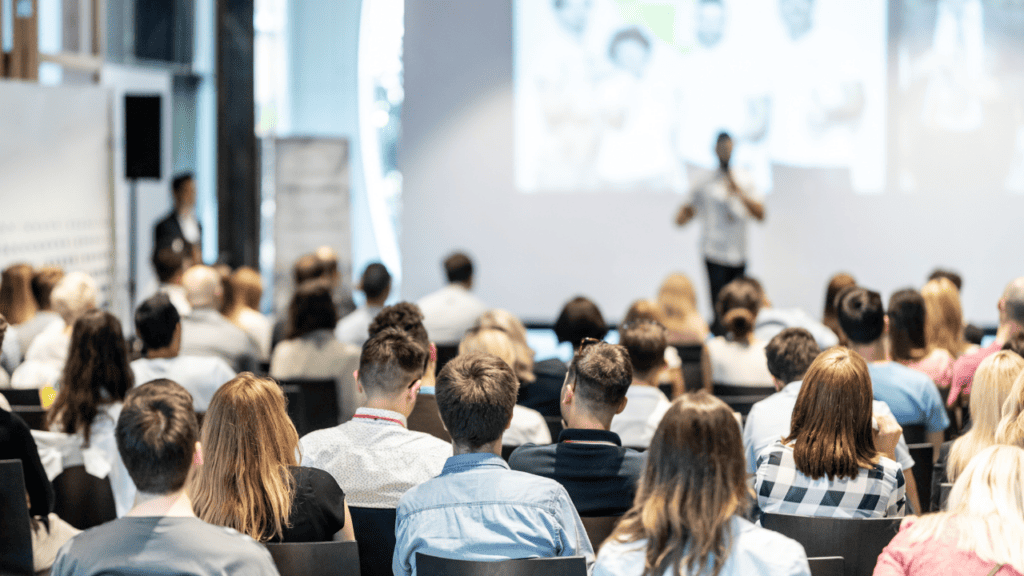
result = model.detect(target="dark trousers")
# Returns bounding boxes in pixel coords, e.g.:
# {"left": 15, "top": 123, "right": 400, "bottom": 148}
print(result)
{"left": 706, "top": 258, "right": 746, "bottom": 336}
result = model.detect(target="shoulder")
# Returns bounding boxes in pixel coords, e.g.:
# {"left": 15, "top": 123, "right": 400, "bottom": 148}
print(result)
{"left": 731, "top": 518, "right": 809, "bottom": 571}
{"left": 594, "top": 538, "right": 648, "bottom": 576}
{"left": 507, "top": 443, "right": 555, "bottom": 471}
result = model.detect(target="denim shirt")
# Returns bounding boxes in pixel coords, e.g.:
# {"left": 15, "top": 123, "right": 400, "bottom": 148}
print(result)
{"left": 393, "top": 452, "right": 595, "bottom": 576}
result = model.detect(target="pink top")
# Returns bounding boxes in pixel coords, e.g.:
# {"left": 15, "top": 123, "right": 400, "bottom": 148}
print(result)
{"left": 903, "top": 349, "right": 954, "bottom": 391}
{"left": 875, "top": 521, "right": 1021, "bottom": 576}
{"left": 948, "top": 341, "right": 1002, "bottom": 407}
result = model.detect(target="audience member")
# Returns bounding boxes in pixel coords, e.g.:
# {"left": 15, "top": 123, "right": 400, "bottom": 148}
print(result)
{"left": 509, "top": 340, "right": 644, "bottom": 517}
{"left": 300, "top": 327, "right": 451, "bottom": 508}
{"left": 13, "top": 272, "right": 98, "bottom": 389}
{"left": 595, "top": 393, "right": 811, "bottom": 576}
{"left": 706, "top": 278, "right": 773, "bottom": 386}
{"left": 839, "top": 287, "right": 949, "bottom": 450}
{"left": 0, "top": 262, "right": 38, "bottom": 330}
{"left": 154, "top": 173, "right": 202, "bottom": 262}
{"left": 744, "top": 328, "right": 921, "bottom": 513}
{"left": 822, "top": 272, "right": 856, "bottom": 345}
{"left": 269, "top": 252, "right": 331, "bottom": 351}
{"left": 190, "top": 373, "right": 354, "bottom": 542}
{"left": 875, "top": 445, "right": 1024, "bottom": 576}
{"left": 223, "top": 266, "right": 272, "bottom": 362}
{"left": 754, "top": 347, "right": 906, "bottom": 519}
{"left": 0, "top": 313, "right": 9, "bottom": 387}
{"left": 50, "top": 379, "right": 279, "bottom": 576}
{"left": 393, "top": 353, "right": 593, "bottom": 575}
{"left": 613, "top": 322, "right": 672, "bottom": 447}
{"left": 623, "top": 299, "right": 689, "bottom": 396}
{"left": 888, "top": 288, "right": 953, "bottom": 391}
{"left": 945, "top": 351, "right": 1024, "bottom": 482}
{"left": 948, "top": 278, "right": 1024, "bottom": 407}
{"left": 1003, "top": 333, "right": 1024, "bottom": 358}
{"left": 42, "top": 310, "right": 137, "bottom": 516}
{"left": 473, "top": 309, "right": 562, "bottom": 417}
{"left": 179, "top": 265, "right": 258, "bottom": 372}
{"left": 922, "top": 277, "right": 976, "bottom": 360}
{"left": 151, "top": 247, "right": 192, "bottom": 317}
{"left": 753, "top": 277, "right": 839, "bottom": 350}
{"left": 131, "top": 294, "right": 235, "bottom": 412}
{"left": 315, "top": 245, "right": 357, "bottom": 319}
{"left": 655, "top": 272, "right": 709, "bottom": 344}
{"left": 270, "top": 280, "right": 362, "bottom": 422}
{"left": 554, "top": 295, "right": 609, "bottom": 351}
{"left": 417, "top": 252, "right": 487, "bottom": 345}
{"left": 336, "top": 262, "right": 391, "bottom": 347}
{"left": 995, "top": 362, "right": 1024, "bottom": 448}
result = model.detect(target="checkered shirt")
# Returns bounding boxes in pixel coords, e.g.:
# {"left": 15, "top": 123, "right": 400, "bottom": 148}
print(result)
{"left": 754, "top": 440, "right": 905, "bottom": 519}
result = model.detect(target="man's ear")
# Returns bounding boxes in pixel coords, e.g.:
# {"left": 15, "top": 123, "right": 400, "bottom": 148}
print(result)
{"left": 408, "top": 379, "right": 422, "bottom": 400}
{"left": 355, "top": 371, "right": 363, "bottom": 395}
{"left": 562, "top": 381, "right": 575, "bottom": 406}
{"left": 615, "top": 397, "right": 628, "bottom": 416}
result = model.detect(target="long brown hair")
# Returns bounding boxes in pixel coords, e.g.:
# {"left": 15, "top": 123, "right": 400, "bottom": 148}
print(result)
{"left": 607, "top": 393, "right": 748, "bottom": 576}
{"left": 0, "top": 263, "right": 38, "bottom": 324}
{"left": 47, "top": 310, "right": 134, "bottom": 446}
{"left": 785, "top": 347, "right": 877, "bottom": 481}
{"left": 888, "top": 288, "right": 928, "bottom": 363}
{"left": 189, "top": 373, "right": 298, "bottom": 542}
{"left": 823, "top": 273, "right": 856, "bottom": 345}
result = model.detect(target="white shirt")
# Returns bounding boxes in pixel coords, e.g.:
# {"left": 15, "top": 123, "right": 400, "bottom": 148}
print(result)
{"left": 417, "top": 284, "right": 488, "bottom": 345}
{"left": 12, "top": 323, "right": 70, "bottom": 389}
{"left": 234, "top": 308, "right": 272, "bottom": 362}
{"left": 157, "top": 283, "right": 192, "bottom": 317}
{"left": 299, "top": 407, "right": 453, "bottom": 509}
{"left": 177, "top": 212, "right": 201, "bottom": 244}
{"left": 611, "top": 384, "right": 672, "bottom": 448}
{"left": 335, "top": 305, "right": 384, "bottom": 347}
{"left": 754, "top": 307, "right": 840, "bottom": 351}
{"left": 130, "top": 356, "right": 236, "bottom": 412}
{"left": 706, "top": 335, "right": 774, "bottom": 387}
{"left": 504, "top": 405, "right": 552, "bottom": 447}
{"left": 686, "top": 168, "right": 762, "bottom": 266}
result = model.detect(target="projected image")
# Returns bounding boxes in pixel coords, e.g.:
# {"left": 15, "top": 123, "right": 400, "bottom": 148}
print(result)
{"left": 513, "top": 0, "right": 887, "bottom": 194}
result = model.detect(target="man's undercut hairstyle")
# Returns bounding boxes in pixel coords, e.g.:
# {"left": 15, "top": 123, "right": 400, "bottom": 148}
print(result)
{"left": 837, "top": 287, "right": 885, "bottom": 345}
{"left": 554, "top": 296, "right": 608, "bottom": 348}
{"left": 444, "top": 252, "right": 474, "bottom": 284}
{"left": 567, "top": 341, "right": 632, "bottom": 411}
{"left": 135, "top": 293, "right": 181, "bottom": 351}
{"left": 619, "top": 321, "right": 667, "bottom": 376}
{"left": 115, "top": 379, "right": 198, "bottom": 495}
{"left": 152, "top": 247, "right": 186, "bottom": 283}
{"left": 361, "top": 262, "right": 392, "bottom": 300}
{"left": 31, "top": 267, "right": 64, "bottom": 310}
{"left": 359, "top": 327, "right": 428, "bottom": 395}
{"left": 369, "top": 302, "right": 431, "bottom": 351}
{"left": 171, "top": 172, "right": 194, "bottom": 195}
{"left": 435, "top": 353, "right": 519, "bottom": 449}
{"left": 928, "top": 269, "right": 962, "bottom": 291}
{"left": 765, "top": 328, "right": 821, "bottom": 385}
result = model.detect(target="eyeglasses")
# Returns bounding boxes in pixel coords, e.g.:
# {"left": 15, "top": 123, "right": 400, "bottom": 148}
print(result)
{"left": 579, "top": 337, "right": 603, "bottom": 351}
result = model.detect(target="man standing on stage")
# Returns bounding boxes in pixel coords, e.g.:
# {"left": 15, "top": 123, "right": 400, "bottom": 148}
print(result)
{"left": 675, "top": 132, "right": 765, "bottom": 334}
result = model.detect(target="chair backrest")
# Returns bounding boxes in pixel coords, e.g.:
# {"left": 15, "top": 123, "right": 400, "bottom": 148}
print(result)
{"left": 673, "top": 344, "right": 705, "bottom": 392}
{"left": 264, "top": 540, "right": 360, "bottom": 576}
{"left": 2, "top": 389, "right": 42, "bottom": 407}
{"left": 407, "top": 394, "right": 451, "bottom": 443}
{"left": 906, "top": 443, "right": 935, "bottom": 514}
{"left": 938, "top": 482, "right": 953, "bottom": 511}
{"left": 760, "top": 513, "right": 901, "bottom": 576}
{"left": 435, "top": 345, "right": 460, "bottom": 374}
{"left": 543, "top": 416, "right": 563, "bottom": 443}
{"left": 0, "top": 459, "right": 34, "bottom": 576}
{"left": 712, "top": 383, "right": 776, "bottom": 398}
{"left": 901, "top": 424, "right": 926, "bottom": 445}
{"left": 52, "top": 465, "right": 117, "bottom": 530}
{"left": 501, "top": 445, "right": 518, "bottom": 462}
{"left": 11, "top": 406, "right": 47, "bottom": 431}
{"left": 580, "top": 516, "right": 620, "bottom": 549}
{"left": 277, "top": 378, "right": 339, "bottom": 437}
{"left": 348, "top": 507, "right": 398, "bottom": 576}
{"left": 807, "top": 556, "right": 845, "bottom": 576}
{"left": 416, "top": 553, "right": 587, "bottom": 576}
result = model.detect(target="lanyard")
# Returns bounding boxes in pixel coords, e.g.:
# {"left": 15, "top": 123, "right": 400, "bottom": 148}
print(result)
{"left": 352, "top": 414, "right": 406, "bottom": 428}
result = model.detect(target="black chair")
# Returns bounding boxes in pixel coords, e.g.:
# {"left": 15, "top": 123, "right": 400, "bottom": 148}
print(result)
{"left": 807, "top": 556, "right": 845, "bottom": 576}
{"left": 416, "top": 553, "right": 587, "bottom": 576}
{"left": 901, "top": 424, "right": 926, "bottom": 445}
{"left": 938, "top": 482, "right": 953, "bottom": 511}
{"left": 0, "top": 460, "right": 33, "bottom": 576}
{"left": 435, "top": 345, "right": 460, "bottom": 374}
{"left": 52, "top": 465, "right": 117, "bottom": 530}
{"left": 264, "top": 540, "right": 360, "bottom": 576}
{"left": 11, "top": 406, "right": 47, "bottom": 431}
{"left": 673, "top": 344, "right": 706, "bottom": 392}
{"left": 2, "top": 389, "right": 43, "bottom": 407}
{"left": 760, "top": 513, "right": 901, "bottom": 576}
{"left": 407, "top": 394, "right": 451, "bottom": 443}
{"left": 348, "top": 507, "right": 397, "bottom": 576}
{"left": 501, "top": 445, "right": 518, "bottom": 461}
{"left": 712, "top": 384, "right": 776, "bottom": 417}
{"left": 277, "top": 378, "right": 339, "bottom": 437}
{"left": 543, "top": 416, "right": 563, "bottom": 443}
{"left": 580, "top": 516, "right": 620, "bottom": 549}
{"left": 906, "top": 443, "right": 935, "bottom": 514}
{"left": 657, "top": 383, "right": 674, "bottom": 399}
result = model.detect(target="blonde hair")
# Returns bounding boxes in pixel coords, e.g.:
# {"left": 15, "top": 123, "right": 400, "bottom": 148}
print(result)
{"left": 189, "top": 373, "right": 298, "bottom": 542}
{"left": 947, "top": 352, "right": 1024, "bottom": 481}
{"left": 473, "top": 310, "right": 535, "bottom": 383}
{"left": 996, "top": 369, "right": 1024, "bottom": 448}
{"left": 656, "top": 273, "right": 709, "bottom": 343}
{"left": 901, "top": 445, "right": 1024, "bottom": 573}
{"left": 459, "top": 327, "right": 519, "bottom": 375}
{"left": 922, "top": 278, "right": 971, "bottom": 358}
{"left": 0, "top": 263, "right": 38, "bottom": 324}
{"left": 51, "top": 272, "right": 98, "bottom": 326}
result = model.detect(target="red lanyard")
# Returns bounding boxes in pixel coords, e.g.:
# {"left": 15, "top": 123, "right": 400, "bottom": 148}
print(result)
{"left": 352, "top": 413, "right": 406, "bottom": 428}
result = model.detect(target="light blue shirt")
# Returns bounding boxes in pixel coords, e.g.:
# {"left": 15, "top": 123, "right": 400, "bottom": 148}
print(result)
{"left": 868, "top": 362, "right": 950, "bottom": 433}
{"left": 743, "top": 381, "right": 915, "bottom": 475}
{"left": 393, "top": 452, "right": 594, "bottom": 576}
{"left": 130, "top": 355, "right": 236, "bottom": 412}
{"left": 754, "top": 307, "right": 839, "bottom": 351}
{"left": 594, "top": 516, "right": 810, "bottom": 576}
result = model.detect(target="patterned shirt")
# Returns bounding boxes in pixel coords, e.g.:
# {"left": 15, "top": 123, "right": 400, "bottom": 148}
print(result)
{"left": 299, "top": 407, "right": 452, "bottom": 509}
{"left": 754, "top": 440, "right": 905, "bottom": 519}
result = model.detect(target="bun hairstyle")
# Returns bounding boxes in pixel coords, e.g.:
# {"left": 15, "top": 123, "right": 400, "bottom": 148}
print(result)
{"left": 716, "top": 279, "right": 762, "bottom": 340}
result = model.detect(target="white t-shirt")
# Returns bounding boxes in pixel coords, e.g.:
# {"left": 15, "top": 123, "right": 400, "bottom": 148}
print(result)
{"left": 417, "top": 285, "right": 488, "bottom": 345}
{"left": 503, "top": 405, "right": 552, "bottom": 447}
{"left": 130, "top": 356, "right": 236, "bottom": 412}
{"left": 686, "top": 167, "right": 762, "bottom": 266}
{"left": 610, "top": 384, "right": 672, "bottom": 448}
{"left": 706, "top": 335, "right": 774, "bottom": 387}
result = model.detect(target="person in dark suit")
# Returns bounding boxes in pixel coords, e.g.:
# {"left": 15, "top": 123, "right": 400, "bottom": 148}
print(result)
{"left": 154, "top": 173, "right": 202, "bottom": 263}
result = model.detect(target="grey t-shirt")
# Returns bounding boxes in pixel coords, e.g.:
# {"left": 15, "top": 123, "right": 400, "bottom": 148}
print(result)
{"left": 51, "top": 516, "right": 280, "bottom": 576}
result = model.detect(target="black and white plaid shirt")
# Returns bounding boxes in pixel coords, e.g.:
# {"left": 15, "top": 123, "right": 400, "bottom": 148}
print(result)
{"left": 754, "top": 440, "right": 905, "bottom": 519}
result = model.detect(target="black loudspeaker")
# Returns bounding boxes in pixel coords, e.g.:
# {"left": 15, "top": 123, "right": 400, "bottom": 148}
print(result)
{"left": 124, "top": 95, "right": 162, "bottom": 180}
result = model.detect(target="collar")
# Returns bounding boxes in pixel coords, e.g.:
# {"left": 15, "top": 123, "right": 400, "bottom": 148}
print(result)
{"left": 352, "top": 407, "right": 407, "bottom": 427}
{"left": 558, "top": 428, "right": 622, "bottom": 446}
{"left": 441, "top": 452, "right": 508, "bottom": 475}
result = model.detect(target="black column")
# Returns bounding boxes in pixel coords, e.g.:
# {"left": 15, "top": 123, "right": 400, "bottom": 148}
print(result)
{"left": 216, "top": 0, "right": 258, "bottom": 268}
